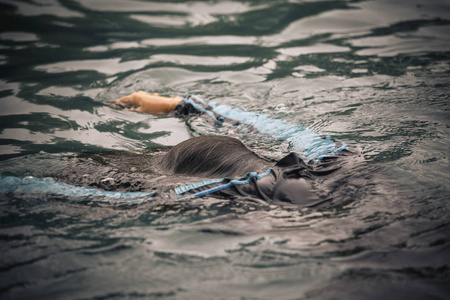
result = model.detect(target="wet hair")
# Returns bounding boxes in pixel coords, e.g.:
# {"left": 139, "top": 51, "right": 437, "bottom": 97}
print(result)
{"left": 159, "top": 136, "right": 269, "bottom": 177}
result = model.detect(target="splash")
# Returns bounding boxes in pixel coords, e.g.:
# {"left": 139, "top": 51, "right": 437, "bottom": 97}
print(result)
{"left": 0, "top": 175, "right": 155, "bottom": 203}
{"left": 208, "top": 100, "right": 345, "bottom": 161}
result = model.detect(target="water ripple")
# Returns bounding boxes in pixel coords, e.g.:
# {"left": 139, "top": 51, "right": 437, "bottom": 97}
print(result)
{"left": 1, "top": 0, "right": 449, "bottom": 298}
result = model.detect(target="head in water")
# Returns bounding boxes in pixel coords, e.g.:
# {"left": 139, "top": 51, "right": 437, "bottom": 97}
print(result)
{"left": 159, "top": 135, "right": 270, "bottom": 178}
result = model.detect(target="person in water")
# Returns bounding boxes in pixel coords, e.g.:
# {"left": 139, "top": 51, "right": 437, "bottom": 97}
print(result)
{"left": 107, "top": 91, "right": 351, "bottom": 207}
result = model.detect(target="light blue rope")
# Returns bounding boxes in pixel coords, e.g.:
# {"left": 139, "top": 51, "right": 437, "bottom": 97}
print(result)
{"left": 179, "top": 168, "right": 273, "bottom": 200}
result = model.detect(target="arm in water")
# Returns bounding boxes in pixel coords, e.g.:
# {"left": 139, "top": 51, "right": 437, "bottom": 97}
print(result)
{"left": 109, "top": 91, "right": 183, "bottom": 114}
{"left": 109, "top": 91, "right": 348, "bottom": 162}
{"left": 108, "top": 91, "right": 350, "bottom": 205}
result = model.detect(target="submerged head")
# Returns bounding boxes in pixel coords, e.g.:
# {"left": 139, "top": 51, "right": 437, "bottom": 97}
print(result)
{"left": 159, "top": 135, "right": 270, "bottom": 178}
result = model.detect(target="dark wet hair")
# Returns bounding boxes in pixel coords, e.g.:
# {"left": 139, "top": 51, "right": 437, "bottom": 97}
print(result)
{"left": 159, "top": 136, "right": 269, "bottom": 177}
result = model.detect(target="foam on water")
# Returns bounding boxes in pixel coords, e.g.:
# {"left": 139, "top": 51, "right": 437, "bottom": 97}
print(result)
{"left": 0, "top": 0, "right": 449, "bottom": 299}
{"left": 0, "top": 175, "right": 155, "bottom": 203}
{"left": 210, "top": 102, "right": 340, "bottom": 160}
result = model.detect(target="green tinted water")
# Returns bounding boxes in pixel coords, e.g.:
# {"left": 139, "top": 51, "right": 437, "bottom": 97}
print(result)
{"left": 1, "top": 0, "right": 449, "bottom": 299}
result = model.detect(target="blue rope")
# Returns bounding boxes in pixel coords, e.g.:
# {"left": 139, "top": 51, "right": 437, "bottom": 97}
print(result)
{"left": 178, "top": 168, "right": 273, "bottom": 200}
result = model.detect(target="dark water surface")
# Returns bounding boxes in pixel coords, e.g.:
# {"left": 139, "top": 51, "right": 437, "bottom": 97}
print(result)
{"left": 1, "top": 0, "right": 450, "bottom": 299}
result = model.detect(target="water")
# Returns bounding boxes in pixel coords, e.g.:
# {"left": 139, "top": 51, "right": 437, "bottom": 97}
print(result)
{"left": 1, "top": 0, "right": 449, "bottom": 299}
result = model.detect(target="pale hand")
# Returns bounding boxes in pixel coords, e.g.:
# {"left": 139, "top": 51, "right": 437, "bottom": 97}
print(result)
{"left": 109, "top": 91, "right": 183, "bottom": 114}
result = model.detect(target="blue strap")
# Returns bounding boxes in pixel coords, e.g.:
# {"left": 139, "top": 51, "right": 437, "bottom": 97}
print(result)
{"left": 178, "top": 168, "right": 273, "bottom": 200}
{"left": 174, "top": 178, "right": 225, "bottom": 195}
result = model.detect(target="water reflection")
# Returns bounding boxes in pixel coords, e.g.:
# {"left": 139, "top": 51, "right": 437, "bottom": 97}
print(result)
{"left": 0, "top": 0, "right": 83, "bottom": 18}
{"left": 0, "top": 0, "right": 449, "bottom": 299}
{"left": 35, "top": 58, "right": 155, "bottom": 75}
{"left": 0, "top": 31, "right": 39, "bottom": 42}
{"left": 350, "top": 25, "right": 450, "bottom": 56}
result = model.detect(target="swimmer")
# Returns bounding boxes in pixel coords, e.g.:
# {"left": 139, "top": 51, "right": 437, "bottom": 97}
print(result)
{"left": 108, "top": 91, "right": 351, "bottom": 206}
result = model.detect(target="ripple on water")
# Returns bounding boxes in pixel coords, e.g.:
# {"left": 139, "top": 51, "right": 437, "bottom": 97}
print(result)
{"left": 0, "top": 0, "right": 449, "bottom": 299}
